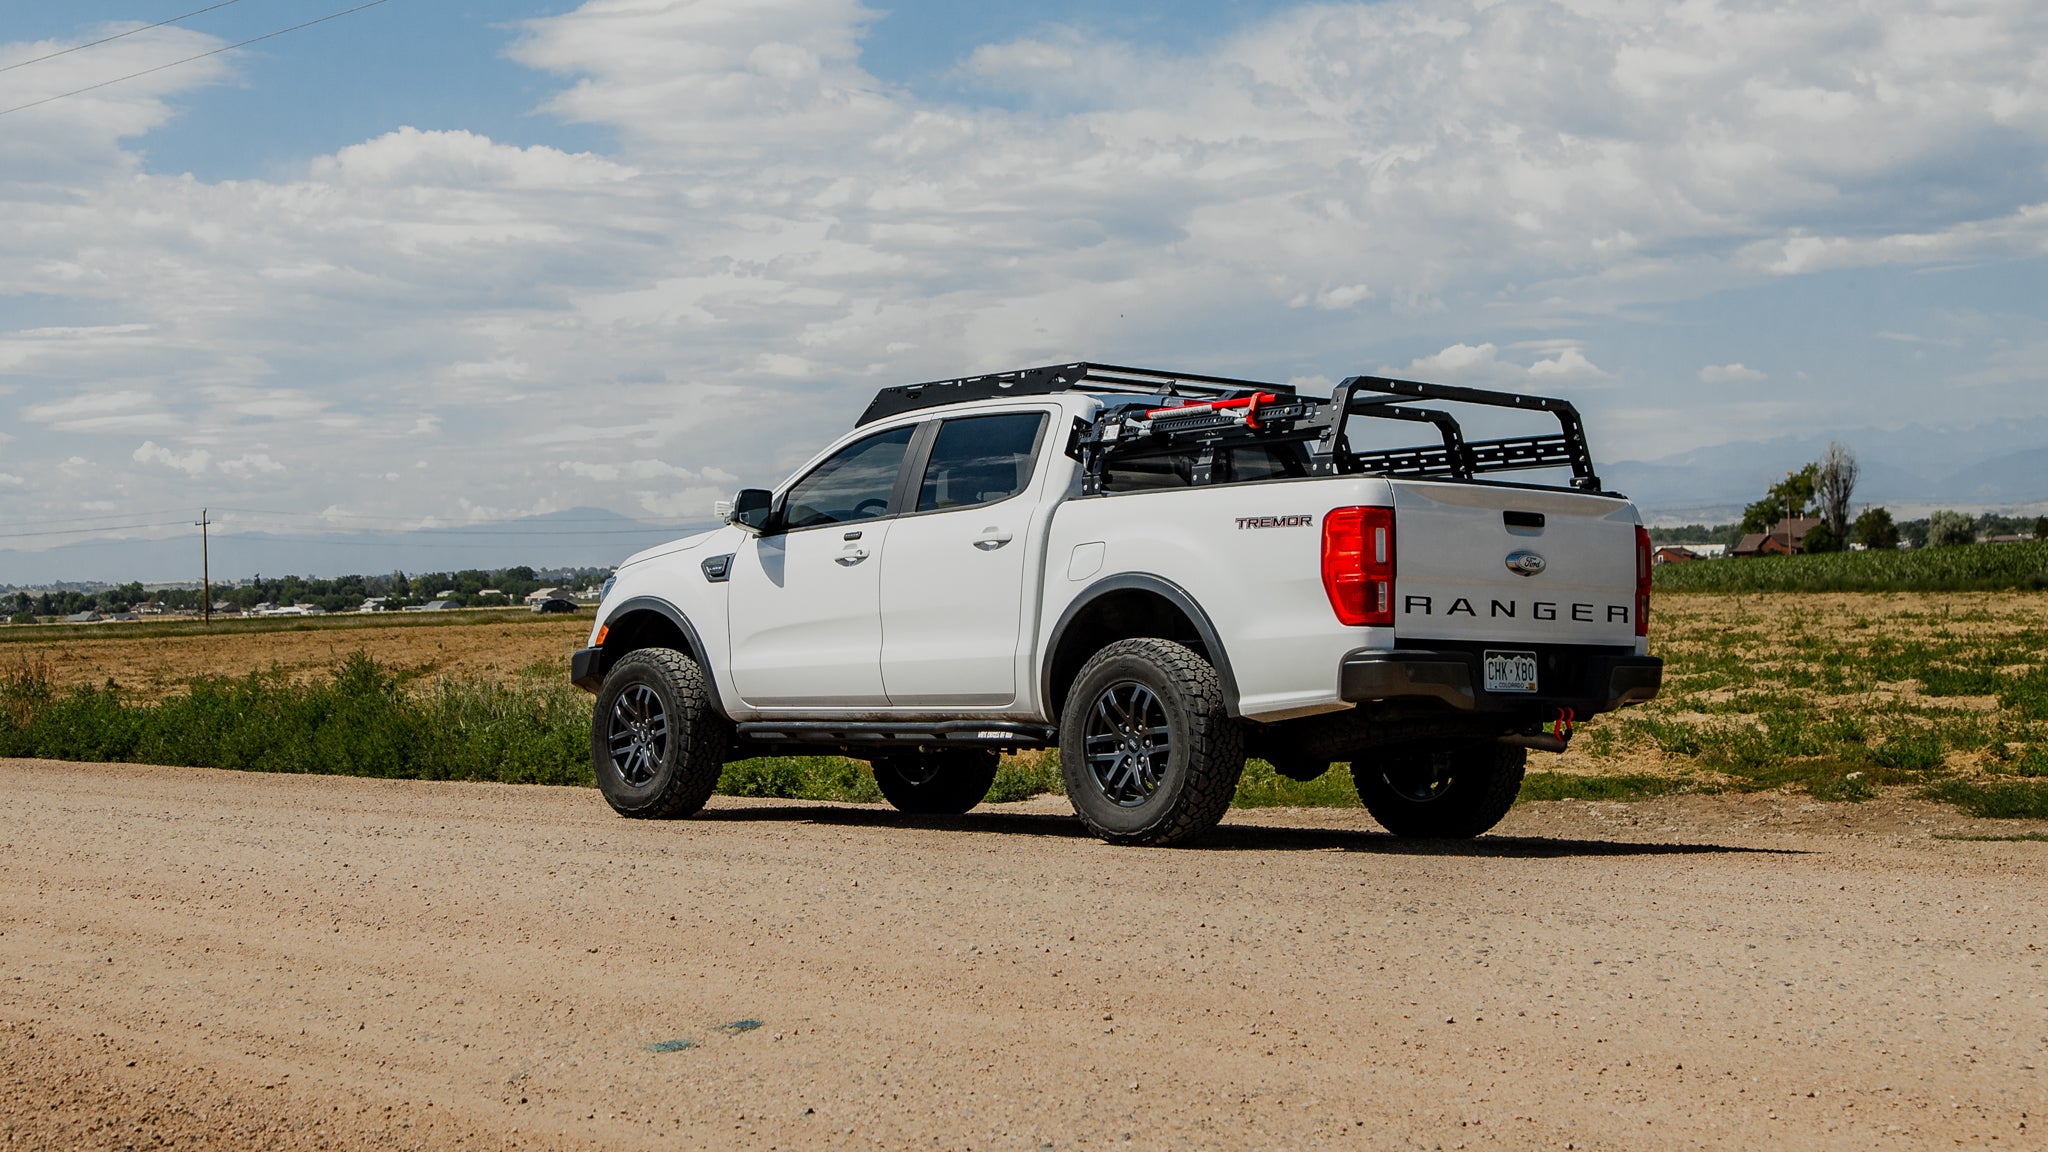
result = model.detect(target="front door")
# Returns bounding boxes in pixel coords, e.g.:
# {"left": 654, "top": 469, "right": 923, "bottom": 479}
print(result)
{"left": 727, "top": 423, "right": 917, "bottom": 709}
{"left": 879, "top": 411, "right": 1049, "bottom": 706}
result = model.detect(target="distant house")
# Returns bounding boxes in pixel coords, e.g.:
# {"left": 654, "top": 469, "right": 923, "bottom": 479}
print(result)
{"left": 525, "top": 587, "right": 571, "bottom": 605}
{"left": 1983, "top": 534, "right": 2029, "bottom": 545}
{"left": 64, "top": 611, "right": 100, "bottom": 623}
{"left": 1653, "top": 546, "right": 1699, "bottom": 565}
{"left": 401, "top": 600, "right": 461, "bottom": 612}
{"left": 1733, "top": 517, "right": 1824, "bottom": 558}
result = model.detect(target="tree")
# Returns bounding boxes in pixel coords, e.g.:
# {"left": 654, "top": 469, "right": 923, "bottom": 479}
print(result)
{"left": 1926, "top": 509, "right": 1975, "bottom": 547}
{"left": 1852, "top": 507, "right": 1900, "bottom": 550}
{"left": 1816, "top": 441, "right": 1858, "bottom": 539}
{"left": 2034, "top": 516, "right": 2048, "bottom": 541}
{"left": 1740, "top": 464, "right": 1820, "bottom": 534}
{"left": 1801, "top": 522, "right": 1841, "bottom": 553}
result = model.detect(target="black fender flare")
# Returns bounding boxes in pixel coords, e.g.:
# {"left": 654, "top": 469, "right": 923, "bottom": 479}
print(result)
{"left": 595, "top": 595, "right": 729, "bottom": 716}
{"left": 1040, "top": 573, "right": 1241, "bottom": 719}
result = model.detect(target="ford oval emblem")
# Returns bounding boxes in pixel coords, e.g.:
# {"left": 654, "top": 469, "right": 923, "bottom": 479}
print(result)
{"left": 1505, "top": 550, "right": 1546, "bottom": 577}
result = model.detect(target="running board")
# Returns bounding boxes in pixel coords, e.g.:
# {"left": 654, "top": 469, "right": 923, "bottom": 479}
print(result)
{"left": 734, "top": 720, "right": 1056, "bottom": 750}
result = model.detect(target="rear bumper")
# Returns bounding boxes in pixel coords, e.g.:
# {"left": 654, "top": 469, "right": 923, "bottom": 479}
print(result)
{"left": 1340, "top": 648, "right": 1661, "bottom": 715}
{"left": 570, "top": 646, "right": 603, "bottom": 693}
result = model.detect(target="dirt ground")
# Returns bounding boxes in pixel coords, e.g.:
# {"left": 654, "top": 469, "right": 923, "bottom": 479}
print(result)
{"left": 2, "top": 759, "right": 2043, "bottom": 1151}
{"left": 1, "top": 615, "right": 590, "bottom": 698}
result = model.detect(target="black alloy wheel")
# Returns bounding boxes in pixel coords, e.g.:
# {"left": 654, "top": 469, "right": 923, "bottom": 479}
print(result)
{"left": 590, "top": 648, "right": 730, "bottom": 819}
{"left": 1083, "top": 681, "right": 1172, "bottom": 807}
{"left": 1351, "top": 742, "right": 1526, "bottom": 838}
{"left": 871, "top": 748, "right": 1000, "bottom": 814}
{"left": 1058, "top": 637, "right": 1244, "bottom": 847}
{"left": 607, "top": 683, "right": 668, "bottom": 787}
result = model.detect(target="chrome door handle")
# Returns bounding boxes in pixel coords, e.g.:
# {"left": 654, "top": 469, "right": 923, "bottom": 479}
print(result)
{"left": 973, "top": 530, "right": 1013, "bottom": 551}
{"left": 836, "top": 547, "right": 870, "bottom": 566}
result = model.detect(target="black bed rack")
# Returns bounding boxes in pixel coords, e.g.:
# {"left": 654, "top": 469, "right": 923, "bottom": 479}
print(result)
{"left": 856, "top": 362, "right": 1294, "bottom": 426}
{"left": 855, "top": 361, "right": 1606, "bottom": 495}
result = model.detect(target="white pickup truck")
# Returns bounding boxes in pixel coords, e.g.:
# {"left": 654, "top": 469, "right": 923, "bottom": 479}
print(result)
{"left": 572, "top": 363, "right": 1660, "bottom": 845}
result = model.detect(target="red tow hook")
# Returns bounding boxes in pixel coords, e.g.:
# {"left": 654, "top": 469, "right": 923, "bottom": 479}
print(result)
{"left": 1552, "top": 707, "right": 1576, "bottom": 744}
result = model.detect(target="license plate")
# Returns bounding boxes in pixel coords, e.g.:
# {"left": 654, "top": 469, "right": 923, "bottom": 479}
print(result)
{"left": 1483, "top": 650, "right": 1539, "bottom": 694}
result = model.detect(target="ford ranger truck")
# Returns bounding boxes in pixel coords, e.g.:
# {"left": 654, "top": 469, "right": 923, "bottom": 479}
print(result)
{"left": 571, "top": 363, "right": 1661, "bottom": 846}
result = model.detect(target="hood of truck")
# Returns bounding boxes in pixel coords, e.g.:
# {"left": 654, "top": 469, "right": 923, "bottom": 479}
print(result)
{"left": 617, "top": 527, "right": 720, "bottom": 569}
{"left": 1390, "top": 481, "right": 1640, "bottom": 647}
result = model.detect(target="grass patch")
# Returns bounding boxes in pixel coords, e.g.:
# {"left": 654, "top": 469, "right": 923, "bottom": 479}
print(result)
{"left": 1653, "top": 541, "right": 2048, "bottom": 594}
{"left": 1932, "top": 831, "right": 2048, "bottom": 843}
{"left": 717, "top": 756, "right": 882, "bottom": 803}
{"left": 1920, "top": 778, "right": 2048, "bottom": 820}
{"left": 1518, "top": 772, "right": 1691, "bottom": 802}
{"left": 1230, "top": 759, "right": 1361, "bottom": 808}
{"left": 988, "top": 751, "right": 1064, "bottom": 803}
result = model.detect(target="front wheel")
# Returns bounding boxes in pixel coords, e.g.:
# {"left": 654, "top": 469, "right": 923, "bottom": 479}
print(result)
{"left": 1059, "top": 638, "right": 1245, "bottom": 847}
{"left": 591, "top": 648, "right": 731, "bottom": 819}
{"left": 1352, "top": 742, "right": 1525, "bottom": 838}
{"left": 871, "top": 749, "right": 999, "bottom": 814}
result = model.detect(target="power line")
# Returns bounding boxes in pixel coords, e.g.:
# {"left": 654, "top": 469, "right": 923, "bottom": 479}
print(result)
{"left": 0, "top": 1, "right": 247, "bottom": 76}
{"left": 0, "top": 519, "right": 191, "bottom": 541}
{"left": 0, "top": 0, "right": 395, "bottom": 120}
{"left": 0, "top": 508, "right": 191, "bottom": 530}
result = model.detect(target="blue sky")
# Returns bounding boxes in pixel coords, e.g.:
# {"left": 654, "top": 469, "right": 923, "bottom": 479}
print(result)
{"left": 3, "top": 1, "right": 1299, "bottom": 179}
{"left": 2, "top": 0, "right": 2046, "bottom": 571}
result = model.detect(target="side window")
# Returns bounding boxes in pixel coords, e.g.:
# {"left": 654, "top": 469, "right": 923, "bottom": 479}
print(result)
{"left": 915, "top": 413, "right": 1047, "bottom": 513}
{"left": 782, "top": 424, "right": 917, "bottom": 530}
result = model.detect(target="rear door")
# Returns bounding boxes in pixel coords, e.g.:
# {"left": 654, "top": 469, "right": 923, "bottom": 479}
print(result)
{"left": 1390, "top": 481, "right": 1640, "bottom": 646}
{"left": 727, "top": 423, "right": 918, "bottom": 708}
{"left": 878, "top": 410, "right": 1050, "bottom": 706}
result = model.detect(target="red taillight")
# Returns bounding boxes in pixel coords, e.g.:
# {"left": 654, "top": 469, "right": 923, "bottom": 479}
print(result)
{"left": 1323, "top": 506, "right": 1395, "bottom": 627}
{"left": 1634, "top": 525, "right": 1652, "bottom": 637}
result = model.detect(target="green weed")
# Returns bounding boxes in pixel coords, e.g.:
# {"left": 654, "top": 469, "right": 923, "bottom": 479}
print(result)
{"left": 1518, "top": 772, "right": 1691, "bottom": 802}
{"left": 1921, "top": 778, "right": 2048, "bottom": 820}
{"left": 1230, "top": 759, "right": 1361, "bottom": 808}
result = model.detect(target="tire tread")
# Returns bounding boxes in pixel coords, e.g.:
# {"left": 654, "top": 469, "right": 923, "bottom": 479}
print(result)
{"left": 1061, "top": 637, "right": 1244, "bottom": 847}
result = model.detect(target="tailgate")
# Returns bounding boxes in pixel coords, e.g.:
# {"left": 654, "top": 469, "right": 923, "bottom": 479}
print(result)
{"left": 1391, "top": 480, "right": 1640, "bottom": 646}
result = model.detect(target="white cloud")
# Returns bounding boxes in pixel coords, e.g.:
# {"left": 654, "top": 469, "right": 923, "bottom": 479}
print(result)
{"left": 1396, "top": 342, "right": 1611, "bottom": 387}
{"left": 217, "top": 453, "right": 286, "bottom": 478}
{"left": 5, "top": 0, "right": 2048, "bottom": 545}
{"left": 132, "top": 440, "right": 211, "bottom": 476}
{"left": 0, "top": 472, "right": 25, "bottom": 488}
{"left": 1699, "top": 363, "right": 1767, "bottom": 383}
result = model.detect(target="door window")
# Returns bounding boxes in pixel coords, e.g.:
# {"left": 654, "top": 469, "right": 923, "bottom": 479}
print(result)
{"left": 782, "top": 424, "right": 917, "bottom": 530}
{"left": 914, "top": 413, "right": 1047, "bottom": 513}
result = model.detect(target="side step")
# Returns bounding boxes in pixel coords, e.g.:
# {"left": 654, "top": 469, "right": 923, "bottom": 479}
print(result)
{"left": 734, "top": 720, "right": 1056, "bottom": 752}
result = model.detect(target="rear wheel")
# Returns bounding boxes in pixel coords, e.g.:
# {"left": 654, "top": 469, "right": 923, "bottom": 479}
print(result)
{"left": 591, "top": 648, "right": 730, "bottom": 819}
{"left": 1352, "top": 742, "right": 1525, "bottom": 838}
{"left": 871, "top": 749, "right": 1000, "bottom": 814}
{"left": 1059, "top": 638, "right": 1244, "bottom": 846}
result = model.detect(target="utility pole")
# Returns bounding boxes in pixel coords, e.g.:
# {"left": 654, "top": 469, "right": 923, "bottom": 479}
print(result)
{"left": 196, "top": 508, "right": 211, "bottom": 624}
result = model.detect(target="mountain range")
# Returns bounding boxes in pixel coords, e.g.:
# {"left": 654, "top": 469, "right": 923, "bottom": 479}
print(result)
{"left": 6, "top": 417, "right": 2046, "bottom": 583}
{"left": 0, "top": 508, "right": 713, "bottom": 588}
{"left": 1605, "top": 418, "right": 2048, "bottom": 524}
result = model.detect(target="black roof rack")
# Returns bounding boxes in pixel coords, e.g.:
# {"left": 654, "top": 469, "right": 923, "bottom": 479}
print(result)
{"left": 1060, "top": 371, "right": 1608, "bottom": 496}
{"left": 857, "top": 362, "right": 1291, "bottom": 426}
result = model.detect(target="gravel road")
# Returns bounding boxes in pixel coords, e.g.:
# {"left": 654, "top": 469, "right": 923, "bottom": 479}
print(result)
{"left": 3, "top": 758, "right": 2043, "bottom": 1150}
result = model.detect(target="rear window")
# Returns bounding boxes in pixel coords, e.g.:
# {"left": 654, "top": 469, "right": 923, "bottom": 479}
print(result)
{"left": 1100, "top": 441, "right": 1309, "bottom": 492}
{"left": 915, "top": 412, "right": 1047, "bottom": 512}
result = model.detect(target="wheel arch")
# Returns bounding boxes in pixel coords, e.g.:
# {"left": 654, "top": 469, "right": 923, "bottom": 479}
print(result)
{"left": 597, "top": 596, "right": 728, "bottom": 716}
{"left": 1041, "top": 574, "right": 1240, "bottom": 722}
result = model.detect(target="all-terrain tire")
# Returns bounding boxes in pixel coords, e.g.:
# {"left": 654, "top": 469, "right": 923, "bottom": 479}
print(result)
{"left": 1351, "top": 742, "right": 1525, "bottom": 838}
{"left": 590, "top": 647, "right": 731, "bottom": 819}
{"left": 1058, "top": 638, "right": 1245, "bottom": 847}
{"left": 871, "top": 749, "right": 1001, "bottom": 815}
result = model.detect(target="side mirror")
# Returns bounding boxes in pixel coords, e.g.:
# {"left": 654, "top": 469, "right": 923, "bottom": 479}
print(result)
{"left": 730, "top": 488, "right": 775, "bottom": 532}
